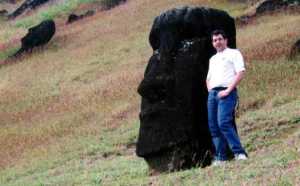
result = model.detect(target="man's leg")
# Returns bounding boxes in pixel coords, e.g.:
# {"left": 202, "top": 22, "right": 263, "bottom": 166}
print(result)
{"left": 217, "top": 90, "right": 246, "bottom": 155}
{"left": 207, "top": 90, "right": 227, "bottom": 161}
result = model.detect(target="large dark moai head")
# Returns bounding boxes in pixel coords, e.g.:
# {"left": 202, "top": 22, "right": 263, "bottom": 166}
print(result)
{"left": 14, "top": 19, "right": 55, "bottom": 56}
{"left": 136, "top": 6, "right": 236, "bottom": 172}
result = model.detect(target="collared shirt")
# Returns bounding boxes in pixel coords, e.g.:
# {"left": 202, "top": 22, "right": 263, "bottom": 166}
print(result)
{"left": 206, "top": 48, "right": 245, "bottom": 89}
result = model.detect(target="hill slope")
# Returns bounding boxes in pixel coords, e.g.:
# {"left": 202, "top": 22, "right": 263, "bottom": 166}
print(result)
{"left": 0, "top": 0, "right": 299, "bottom": 185}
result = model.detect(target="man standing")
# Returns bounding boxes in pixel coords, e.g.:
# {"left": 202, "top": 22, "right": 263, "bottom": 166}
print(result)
{"left": 206, "top": 29, "right": 247, "bottom": 166}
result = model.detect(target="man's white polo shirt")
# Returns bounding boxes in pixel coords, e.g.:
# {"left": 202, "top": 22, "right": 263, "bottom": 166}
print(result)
{"left": 206, "top": 48, "right": 245, "bottom": 89}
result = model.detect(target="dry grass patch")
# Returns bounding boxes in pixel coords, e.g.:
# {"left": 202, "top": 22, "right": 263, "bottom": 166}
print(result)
{"left": 237, "top": 12, "right": 300, "bottom": 61}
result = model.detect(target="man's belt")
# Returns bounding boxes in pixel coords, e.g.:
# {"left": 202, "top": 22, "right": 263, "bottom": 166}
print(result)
{"left": 212, "top": 87, "right": 227, "bottom": 91}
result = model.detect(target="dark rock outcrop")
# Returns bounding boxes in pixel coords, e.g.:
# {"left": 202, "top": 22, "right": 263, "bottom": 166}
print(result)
{"left": 0, "top": 9, "right": 8, "bottom": 16}
{"left": 136, "top": 6, "right": 237, "bottom": 172}
{"left": 14, "top": 19, "right": 55, "bottom": 56}
{"left": 257, "top": 0, "right": 299, "bottom": 15}
{"left": 236, "top": 0, "right": 299, "bottom": 26}
{"left": 235, "top": 14, "right": 254, "bottom": 25}
{"left": 8, "top": 0, "right": 50, "bottom": 19}
{"left": 289, "top": 39, "right": 300, "bottom": 60}
{"left": 256, "top": 0, "right": 289, "bottom": 14}
{"left": 0, "top": 0, "right": 17, "bottom": 4}
{"left": 100, "top": 0, "right": 126, "bottom": 10}
{"left": 66, "top": 10, "right": 95, "bottom": 24}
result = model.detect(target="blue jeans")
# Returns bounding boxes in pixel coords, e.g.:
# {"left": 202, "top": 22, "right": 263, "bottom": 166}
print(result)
{"left": 207, "top": 88, "right": 246, "bottom": 161}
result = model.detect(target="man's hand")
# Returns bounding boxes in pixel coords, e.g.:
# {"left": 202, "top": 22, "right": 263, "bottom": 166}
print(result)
{"left": 217, "top": 70, "right": 245, "bottom": 98}
{"left": 218, "top": 89, "right": 230, "bottom": 98}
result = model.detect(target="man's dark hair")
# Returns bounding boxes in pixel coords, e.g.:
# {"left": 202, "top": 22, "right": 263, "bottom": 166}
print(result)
{"left": 211, "top": 29, "right": 227, "bottom": 39}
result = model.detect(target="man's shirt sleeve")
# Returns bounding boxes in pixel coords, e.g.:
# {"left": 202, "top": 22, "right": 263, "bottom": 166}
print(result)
{"left": 233, "top": 50, "right": 246, "bottom": 73}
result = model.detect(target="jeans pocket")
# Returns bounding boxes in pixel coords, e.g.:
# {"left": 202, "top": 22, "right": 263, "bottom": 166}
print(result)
{"left": 218, "top": 92, "right": 230, "bottom": 100}
{"left": 219, "top": 90, "right": 236, "bottom": 101}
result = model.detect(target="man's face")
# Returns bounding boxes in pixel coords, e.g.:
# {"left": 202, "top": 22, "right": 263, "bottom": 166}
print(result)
{"left": 212, "top": 34, "right": 227, "bottom": 52}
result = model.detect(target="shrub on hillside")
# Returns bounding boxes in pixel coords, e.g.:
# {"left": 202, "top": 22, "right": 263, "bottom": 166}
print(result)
{"left": 100, "top": 0, "right": 126, "bottom": 10}
{"left": 288, "top": 39, "right": 300, "bottom": 60}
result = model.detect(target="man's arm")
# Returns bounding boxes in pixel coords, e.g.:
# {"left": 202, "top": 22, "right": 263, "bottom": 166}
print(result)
{"left": 206, "top": 80, "right": 212, "bottom": 92}
{"left": 218, "top": 70, "right": 245, "bottom": 98}
{"left": 206, "top": 62, "right": 212, "bottom": 91}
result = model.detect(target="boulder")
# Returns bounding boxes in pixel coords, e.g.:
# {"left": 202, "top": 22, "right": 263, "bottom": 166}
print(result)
{"left": 14, "top": 19, "right": 55, "bottom": 56}
{"left": 101, "top": 0, "right": 126, "bottom": 10}
{"left": 0, "top": 0, "right": 17, "bottom": 4}
{"left": 256, "top": 0, "right": 288, "bottom": 14}
{"left": 66, "top": 10, "right": 95, "bottom": 24}
{"left": 136, "top": 6, "right": 237, "bottom": 172}
{"left": 235, "top": 14, "right": 254, "bottom": 25}
{"left": 0, "top": 9, "right": 8, "bottom": 16}
{"left": 236, "top": 0, "right": 299, "bottom": 26}
{"left": 255, "top": 0, "right": 299, "bottom": 15}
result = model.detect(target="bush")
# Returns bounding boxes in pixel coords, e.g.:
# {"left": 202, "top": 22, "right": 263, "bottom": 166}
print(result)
{"left": 14, "top": 0, "right": 95, "bottom": 29}
{"left": 100, "top": 0, "right": 126, "bottom": 10}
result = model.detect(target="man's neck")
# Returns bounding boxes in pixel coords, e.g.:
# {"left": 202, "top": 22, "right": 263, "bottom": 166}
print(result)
{"left": 217, "top": 47, "right": 227, "bottom": 53}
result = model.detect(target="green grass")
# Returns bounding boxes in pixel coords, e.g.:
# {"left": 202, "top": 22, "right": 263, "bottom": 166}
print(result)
{"left": 12, "top": 0, "right": 130, "bottom": 29}
{"left": 13, "top": 0, "right": 97, "bottom": 28}
{"left": 0, "top": 46, "right": 19, "bottom": 60}
{"left": 238, "top": 58, "right": 300, "bottom": 113}
{"left": 0, "top": 120, "right": 146, "bottom": 186}
{"left": 0, "top": 66, "right": 299, "bottom": 185}
{"left": 240, "top": 99, "right": 300, "bottom": 151}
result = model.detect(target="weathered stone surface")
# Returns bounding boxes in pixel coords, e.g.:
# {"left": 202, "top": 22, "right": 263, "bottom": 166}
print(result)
{"left": 14, "top": 19, "right": 55, "bottom": 56}
{"left": 66, "top": 10, "right": 95, "bottom": 24}
{"left": 8, "top": 0, "right": 50, "bottom": 19}
{"left": 136, "top": 6, "right": 237, "bottom": 172}
{"left": 149, "top": 6, "right": 236, "bottom": 64}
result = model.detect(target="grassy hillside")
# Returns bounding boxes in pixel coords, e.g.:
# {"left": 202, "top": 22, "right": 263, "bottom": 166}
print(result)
{"left": 0, "top": 0, "right": 299, "bottom": 185}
